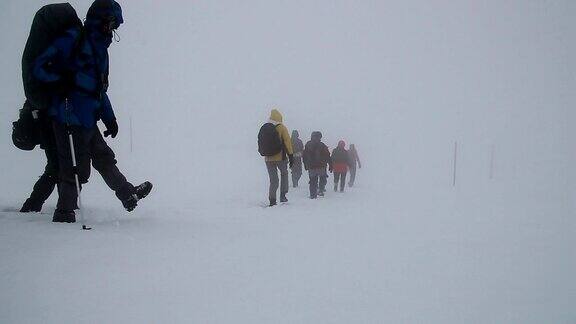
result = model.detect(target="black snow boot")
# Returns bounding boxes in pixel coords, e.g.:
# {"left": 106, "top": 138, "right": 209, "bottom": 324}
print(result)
{"left": 20, "top": 199, "right": 43, "bottom": 213}
{"left": 52, "top": 209, "right": 76, "bottom": 223}
{"left": 122, "top": 181, "right": 153, "bottom": 212}
{"left": 269, "top": 198, "right": 277, "bottom": 207}
{"left": 280, "top": 193, "right": 288, "bottom": 203}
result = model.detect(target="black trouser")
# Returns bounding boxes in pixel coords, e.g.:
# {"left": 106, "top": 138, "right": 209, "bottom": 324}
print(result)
{"left": 334, "top": 172, "right": 347, "bottom": 192}
{"left": 24, "top": 118, "right": 59, "bottom": 208}
{"left": 26, "top": 148, "right": 59, "bottom": 205}
{"left": 266, "top": 160, "right": 289, "bottom": 201}
{"left": 349, "top": 165, "right": 357, "bottom": 186}
{"left": 52, "top": 122, "right": 134, "bottom": 211}
{"left": 291, "top": 157, "right": 302, "bottom": 187}
{"left": 308, "top": 168, "right": 327, "bottom": 198}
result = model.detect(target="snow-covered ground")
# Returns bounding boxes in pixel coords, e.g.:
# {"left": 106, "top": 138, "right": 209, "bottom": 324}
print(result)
{"left": 1, "top": 0, "right": 575, "bottom": 323}
{"left": 1, "top": 167, "right": 574, "bottom": 323}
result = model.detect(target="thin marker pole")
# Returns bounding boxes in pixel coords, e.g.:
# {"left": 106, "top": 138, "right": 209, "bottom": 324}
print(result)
{"left": 130, "top": 116, "right": 133, "bottom": 153}
{"left": 452, "top": 141, "right": 458, "bottom": 187}
{"left": 489, "top": 144, "right": 495, "bottom": 180}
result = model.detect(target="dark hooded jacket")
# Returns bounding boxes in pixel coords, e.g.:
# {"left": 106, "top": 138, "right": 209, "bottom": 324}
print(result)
{"left": 32, "top": 0, "right": 123, "bottom": 128}
{"left": 291, "top": 130, "right": 304, "bottom": 158}
{"left": 303, "top": 131, "right": 331, "bottom": 170}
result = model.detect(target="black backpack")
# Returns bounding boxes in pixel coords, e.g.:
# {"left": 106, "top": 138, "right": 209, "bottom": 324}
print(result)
{"left": 258, "top": 123, "right": 283, "bottom": 156}
{"left": 12, "top": 101, "right": 41, "bottom": 151}
{"left": 22, "top": 3, "right": 82, "bottom": 111}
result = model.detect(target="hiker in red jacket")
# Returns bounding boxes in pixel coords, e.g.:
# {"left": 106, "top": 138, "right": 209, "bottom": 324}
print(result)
{"left": 331, "top": 140, "right": 352, "bottom": 192}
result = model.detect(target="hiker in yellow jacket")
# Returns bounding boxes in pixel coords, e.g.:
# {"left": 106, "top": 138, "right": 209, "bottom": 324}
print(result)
{"left": 264, "top": 109, "right": 294, "bottom": 206}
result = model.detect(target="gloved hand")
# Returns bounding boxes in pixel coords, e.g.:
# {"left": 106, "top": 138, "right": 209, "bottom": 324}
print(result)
{"left": 288, "top": 154, "right": 294, "bottom": 169}
{"left": 103, "top": 118, "right": 118, "bottom": 138}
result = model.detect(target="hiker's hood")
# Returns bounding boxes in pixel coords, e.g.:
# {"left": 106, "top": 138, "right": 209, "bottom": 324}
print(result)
{"left": 85, "top": 0, "right": 123, "bottom": 30}
{"left": 269, "top": 109, "right": 283, "bottom": 124}
{"left": 311, "top": 131, "right": 322, "bottom": 143}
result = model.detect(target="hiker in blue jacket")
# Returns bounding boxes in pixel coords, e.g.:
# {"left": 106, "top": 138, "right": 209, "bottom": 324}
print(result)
{"left": 32, "top": 0, "right": 151, "bottom": 223}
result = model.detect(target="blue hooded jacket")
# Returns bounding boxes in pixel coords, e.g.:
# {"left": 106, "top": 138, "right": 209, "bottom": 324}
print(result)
{"left": 32, "top": 0, "right": 123, "bottom": 128}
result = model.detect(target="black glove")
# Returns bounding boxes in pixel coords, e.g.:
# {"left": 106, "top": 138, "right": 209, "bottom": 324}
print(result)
{"left": 103, "top": 118, "right": 118, "bottom": 138}
{"left": 288, "top": 154, "right": 294, "bottom": 169}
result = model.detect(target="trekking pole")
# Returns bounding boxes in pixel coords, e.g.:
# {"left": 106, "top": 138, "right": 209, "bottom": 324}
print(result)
{"left": 65, "top": 98, "right": 91, "bottom": 230}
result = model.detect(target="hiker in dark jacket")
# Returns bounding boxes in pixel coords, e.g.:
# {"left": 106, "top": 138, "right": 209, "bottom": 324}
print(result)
{"left": 291, "top": 130, "right": 304, "bottom": 187}
{"left": 32, "top": 0, "right": 151, "bottom": 223}
{"left": 20, "top": 101, "right": 59, "bottom": 213}
{"left": 303, "top": 131, "right": 332, "bottom": 199}
{"left": 331, "top": 140, "right": 351, "bottom": 192}
{"left": 348, "top": 144, "right": 362, "bottom": 187}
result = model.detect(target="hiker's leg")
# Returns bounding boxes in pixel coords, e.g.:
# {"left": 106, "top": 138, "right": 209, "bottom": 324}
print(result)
{"left": 89, "top": 128, "right": 134, "bottom": 202}
{"left": 309, "top": 171, "right": 319, "bottom": 198}
{"left": 52, "top": 122, "right": 90, "bottom": 211}
{"left": 266, "top": 161, "right": 279, "bottom": 201}
{"left": 279, "top": 160, "right": 289, "bottom": 196}
{"left": 349, "top": 165, "right": 356, "bottom": 186}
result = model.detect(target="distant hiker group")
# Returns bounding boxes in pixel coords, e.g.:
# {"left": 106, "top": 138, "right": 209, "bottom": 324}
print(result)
{"left": 258, "top": 109, "right": 362, "bottom": 206}
{"left": 12, "top": 0, "right": 152, "bottom": 226}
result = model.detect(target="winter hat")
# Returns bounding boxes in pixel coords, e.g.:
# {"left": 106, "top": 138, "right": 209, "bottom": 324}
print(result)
{"left": 86, "top": 0, "right": 123, "bottom": 29}
{"left": 269, "top": 109, "right": 283, "bottom": 123}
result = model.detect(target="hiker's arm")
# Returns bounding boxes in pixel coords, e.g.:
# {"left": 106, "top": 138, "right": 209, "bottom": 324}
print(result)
{"left": 100, "top": 93, "right": 116, "bottom": 123}
{"left": 302, "top": 147, "right": 309, "bottom": 170}
{"left": 282, "top": 126, "right": 294, "bottom": 155}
